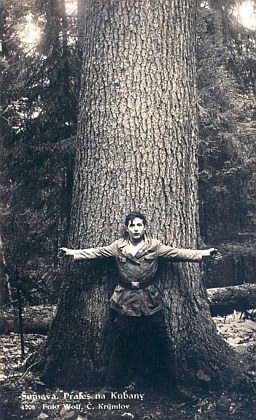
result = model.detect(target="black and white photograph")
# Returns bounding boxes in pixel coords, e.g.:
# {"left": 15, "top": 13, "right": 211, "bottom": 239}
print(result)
{"left": 1, "top": 1, "right": 256, "bottom": 419}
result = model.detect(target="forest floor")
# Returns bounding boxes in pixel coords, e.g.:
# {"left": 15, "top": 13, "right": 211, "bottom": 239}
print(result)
{"left": 0, "top": 306, "right": 256, "bottom": 420}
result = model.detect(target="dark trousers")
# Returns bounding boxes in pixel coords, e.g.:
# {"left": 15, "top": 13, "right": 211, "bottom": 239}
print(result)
{"left": 105, "top": 310, "right": 177, "bottom": 390}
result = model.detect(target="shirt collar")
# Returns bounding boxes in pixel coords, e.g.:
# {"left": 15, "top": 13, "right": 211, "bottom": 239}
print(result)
{"left": 118, "top": 235, "right": 151, "bottom": 256}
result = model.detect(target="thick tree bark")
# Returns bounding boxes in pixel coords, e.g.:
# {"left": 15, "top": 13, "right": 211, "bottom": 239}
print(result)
{"left": 35, "top": 0, "right": 244, "bottom": 389}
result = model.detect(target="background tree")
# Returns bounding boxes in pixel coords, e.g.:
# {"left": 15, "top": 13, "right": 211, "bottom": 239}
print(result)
{"left": 197, "top": 1, "right": 256, "bottom": 287}
{"left": 35, "top": 0, "right": 243, "bottom": 390}
{"left": 1, "top": 0, "right": 80, "bottom": 302}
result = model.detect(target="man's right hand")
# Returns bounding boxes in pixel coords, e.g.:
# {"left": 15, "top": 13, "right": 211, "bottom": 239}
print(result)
{"left": 57, "top": 247, "right": 74, "bottom": 258}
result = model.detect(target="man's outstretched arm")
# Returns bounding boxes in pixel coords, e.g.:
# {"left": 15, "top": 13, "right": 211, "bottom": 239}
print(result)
{"left": 157, "top": 244, "right": 222, "bottom": 262}
{"left": 58, "top": 242, "right": 117, "bottom": 260}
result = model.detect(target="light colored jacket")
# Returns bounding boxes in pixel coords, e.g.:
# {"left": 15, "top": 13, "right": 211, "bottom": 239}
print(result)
{"left": 73, "top": 236, "right": 204, "bottom": 316}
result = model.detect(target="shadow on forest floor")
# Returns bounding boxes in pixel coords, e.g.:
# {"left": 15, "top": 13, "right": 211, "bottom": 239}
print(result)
{"left": 0, "top": 307, "right": 256, "bottom": 420}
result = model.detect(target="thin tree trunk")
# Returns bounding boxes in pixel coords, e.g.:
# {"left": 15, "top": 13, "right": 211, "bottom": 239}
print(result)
{"left": 0, "top": 235, "right": 13, "bottom": 303}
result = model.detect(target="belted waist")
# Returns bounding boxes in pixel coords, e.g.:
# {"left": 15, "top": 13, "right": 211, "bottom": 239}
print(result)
{"left": 118, "top": 278, "right": 154, "bottom": 289}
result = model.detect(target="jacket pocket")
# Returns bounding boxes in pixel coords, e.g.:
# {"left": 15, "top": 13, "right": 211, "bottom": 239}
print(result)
{"left": 147, "top": 285, "right": 167, "bottom": 309}
{"left": 140, "top": 256, "right": 154, "bottom": 271}
{"left": 110, "top": 285, "right": 124, "bottom": 306}
{"left": 118, "top": 255, "right": 127, "bottom": 263}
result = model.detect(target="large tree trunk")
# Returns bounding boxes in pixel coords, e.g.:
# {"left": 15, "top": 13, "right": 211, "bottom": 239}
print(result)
{"left": 35, "top": 0, "right": 243, "bottom": 389}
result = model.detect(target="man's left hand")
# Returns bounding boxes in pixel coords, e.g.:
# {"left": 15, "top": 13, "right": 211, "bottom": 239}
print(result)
{"left": 203, "top": 248, "right": 222, "bottom": 260}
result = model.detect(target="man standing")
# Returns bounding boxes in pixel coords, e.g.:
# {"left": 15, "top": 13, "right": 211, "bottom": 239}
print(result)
{"left": 59, "top": 211, "right": 221, "bottom": 400}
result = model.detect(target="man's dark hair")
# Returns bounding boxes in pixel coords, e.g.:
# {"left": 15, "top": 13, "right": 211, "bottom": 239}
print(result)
{"left": 124, "top": 211, "right": 147, "bottom": 227}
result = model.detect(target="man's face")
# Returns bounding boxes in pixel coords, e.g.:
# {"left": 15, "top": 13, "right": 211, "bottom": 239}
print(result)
{"left": 126, "top": 217, "right": 145, "bottom": 242}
